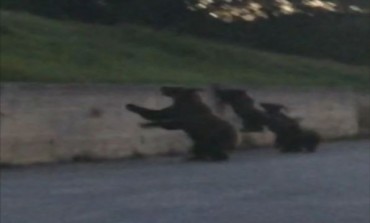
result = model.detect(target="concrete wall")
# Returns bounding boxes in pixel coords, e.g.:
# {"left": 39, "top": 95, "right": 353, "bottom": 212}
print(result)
{"left": 0, "top": 83, "right": 368, "bottom": 165}
{"left": 356, "top": 92, "right": 370, "bottom": 136}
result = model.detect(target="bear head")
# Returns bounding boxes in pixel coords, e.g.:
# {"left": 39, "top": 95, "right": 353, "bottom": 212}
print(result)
{"left": 260, "top": 103, "right": 287, "bottom": 115}
{"left": 214, "top": 88, "right": 254, "bottom": 106}
{"left": 160, "top": 86, "right": 202, "bottom": 100}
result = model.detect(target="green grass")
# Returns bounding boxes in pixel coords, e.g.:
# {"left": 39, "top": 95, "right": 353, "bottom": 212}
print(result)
{"left": 1, "top": 10, "right": 369, "bottom": 89}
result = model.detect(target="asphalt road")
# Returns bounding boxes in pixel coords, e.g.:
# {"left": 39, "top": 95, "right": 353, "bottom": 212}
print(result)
{"left": 1, "top": 140, "right": 369, "bottom": 223}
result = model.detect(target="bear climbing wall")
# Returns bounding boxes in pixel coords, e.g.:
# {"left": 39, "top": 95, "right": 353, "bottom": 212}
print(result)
{"left": 0, "top": 83, "right": 366, "bottom": 165}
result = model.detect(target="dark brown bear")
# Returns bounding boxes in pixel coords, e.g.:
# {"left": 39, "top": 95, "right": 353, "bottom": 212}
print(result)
{"left": 260, "top": 103, "right": 321, "bottom": 153}
{"left": 213, "top": 87, "right": 320, "bottom": 153}
{"left": 214, "top": 88, "right": 267, "bottom": 132}
{"left": 126, "top": 86, "right": 239, "bottom": 161}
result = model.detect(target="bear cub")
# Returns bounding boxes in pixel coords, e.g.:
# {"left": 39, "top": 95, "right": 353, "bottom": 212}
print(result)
{"left": 260, "top": 103, "right": 321, "bottom": 153}
{"left": 214, "top": 88, "right": 267, "bottom": 132}
{"left": 214, "top": 87, "right": 320, "bottom": 153}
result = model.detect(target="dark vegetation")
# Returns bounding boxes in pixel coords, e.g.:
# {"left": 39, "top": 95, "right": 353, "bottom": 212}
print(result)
{"left": 2, "top": 10, "right": 368, "bottom": 88}
{"left": 2, "top": 0, "right": 370, "bottom": 66}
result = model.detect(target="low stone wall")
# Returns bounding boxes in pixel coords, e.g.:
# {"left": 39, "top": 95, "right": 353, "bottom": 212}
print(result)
{"left": 356, "top": 92, "right": 370, "bottom": 136}
{"left": 0, "top": 83, "right": 368, "bottom": 165}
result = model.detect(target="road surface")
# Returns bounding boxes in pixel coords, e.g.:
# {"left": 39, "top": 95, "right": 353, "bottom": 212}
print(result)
{"left": 1, "top": 140, "right": 369, "bottom": 223}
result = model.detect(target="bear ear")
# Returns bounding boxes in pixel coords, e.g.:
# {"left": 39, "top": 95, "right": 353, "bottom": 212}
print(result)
{"left": 188, "top": 87, "right": 203, "bottom": 92}
{"left": 227, "top": 88, "right": 247, "bottom": 95}
{"left": 228, "top": 89, "right": 250, "bottom": 99}
{"left": 260, "top": 103, "right": 287, "bottom": 113}
{"left": 234, "top": 89, "right": 249, "bottom": 96}
{"left": 213, "top": 88, "right": 248, "bottom": 101}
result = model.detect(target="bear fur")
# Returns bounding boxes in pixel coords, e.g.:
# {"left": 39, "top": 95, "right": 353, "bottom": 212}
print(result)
{"left": 214, "top": 88, "right": 267, "bottom": 132}
{"left": 260, "top": 103, "right": 321, "bottom": 153}
{"left": 213, "top": 87, "right": 320, "bottom": 153}
{"left": 126, "top": 86, "right": 239, "bottom": 161}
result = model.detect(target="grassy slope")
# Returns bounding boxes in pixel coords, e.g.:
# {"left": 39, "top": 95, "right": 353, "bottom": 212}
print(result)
{"left": 1, "top": 10, "right": 369, "bottom": 89}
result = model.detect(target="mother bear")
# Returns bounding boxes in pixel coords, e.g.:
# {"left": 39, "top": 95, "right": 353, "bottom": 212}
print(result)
{"left": 126, "top": 86, "right": 239, "bottom": 161}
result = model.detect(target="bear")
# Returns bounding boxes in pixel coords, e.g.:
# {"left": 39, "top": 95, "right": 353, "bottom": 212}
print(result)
{"left": 260, "top": 102, "right": 321, "bottom": 153}
{"left": 126, "top": 86, "right": 239, "bottom": 161}
{"left": 213, "top": 87, "right": 320, "bottom": 153}
{"left": 213, "top": 87, "right": 268, "bottom": 132}
{"left": 259, "top": 102, "right": 301, "bottom": 150}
